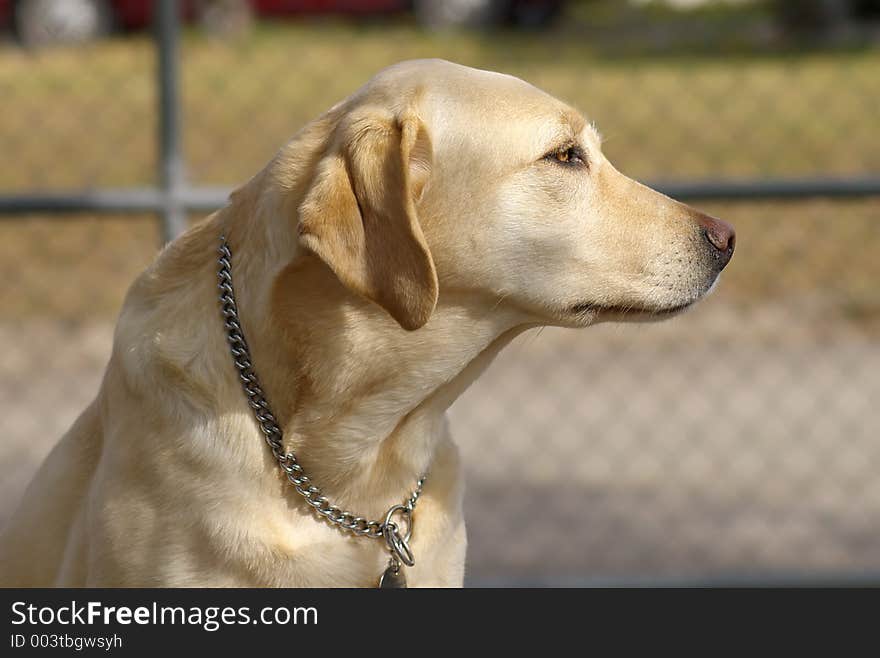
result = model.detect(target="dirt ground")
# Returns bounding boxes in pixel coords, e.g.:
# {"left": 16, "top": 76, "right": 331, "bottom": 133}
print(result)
{"left": 2, "top": 297, "right": 877, "bottom": 585}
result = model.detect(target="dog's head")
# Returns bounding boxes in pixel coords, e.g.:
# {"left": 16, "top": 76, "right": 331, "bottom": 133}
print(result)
{"left": 295, "top": 59, "right": 734, "bottom": 331}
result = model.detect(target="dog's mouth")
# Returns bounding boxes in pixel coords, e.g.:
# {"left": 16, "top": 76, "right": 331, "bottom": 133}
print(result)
{"left": 569, "top": 300, "right": 696, "bottom": 318}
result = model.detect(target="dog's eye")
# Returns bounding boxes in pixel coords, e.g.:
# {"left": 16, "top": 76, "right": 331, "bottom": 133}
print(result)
{"left": 545, "top": 145, "right": 586, "bottom": 167}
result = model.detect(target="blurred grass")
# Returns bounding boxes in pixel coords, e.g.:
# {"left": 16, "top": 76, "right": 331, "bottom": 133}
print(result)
{"left": 2, "top": 22, "right": 880, "bottom": 187}
{"left": 0, "top": 22, "right": 878, "bottom": 329}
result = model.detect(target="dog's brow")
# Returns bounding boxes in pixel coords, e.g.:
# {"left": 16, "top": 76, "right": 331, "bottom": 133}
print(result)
{"left": 560, "top": 110, "right": 586, "bottom": 136}
{"left": 559, "top": 110, "right": 601, "bottom": 147}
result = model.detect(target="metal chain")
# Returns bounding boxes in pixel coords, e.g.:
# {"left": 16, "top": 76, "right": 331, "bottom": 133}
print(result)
{"left": 217, "top": 236, "right": 426, "bottom": 558}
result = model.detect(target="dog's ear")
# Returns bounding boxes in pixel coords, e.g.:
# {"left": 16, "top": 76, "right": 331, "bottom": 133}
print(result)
{"left": 298, "top": 107, "right": 437, "bottom": 331}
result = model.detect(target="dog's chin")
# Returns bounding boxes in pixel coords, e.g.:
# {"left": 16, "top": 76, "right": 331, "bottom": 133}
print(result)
{"left": 565, "top": 298, "right": 699, "bottom": 326}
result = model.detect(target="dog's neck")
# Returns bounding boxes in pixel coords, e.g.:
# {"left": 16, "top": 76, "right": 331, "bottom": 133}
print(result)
{"left": 215, "top": 188, "right": 525, "bottom": 505}
{"left": 252, "top": 258, "right": 522, "bottom": 492}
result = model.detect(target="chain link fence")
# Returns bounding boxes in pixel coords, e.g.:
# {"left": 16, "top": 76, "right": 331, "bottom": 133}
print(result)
{"left": 1, "top": 0, "right": 878, "bottom": 585}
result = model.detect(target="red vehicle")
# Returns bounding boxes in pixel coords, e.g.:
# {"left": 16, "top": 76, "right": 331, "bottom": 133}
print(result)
{"left": 4, "top": 0, "right": 564, "bottom": 47}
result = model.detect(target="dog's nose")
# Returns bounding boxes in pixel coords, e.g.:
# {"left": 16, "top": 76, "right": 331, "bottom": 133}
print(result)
{"left": 696, "top": 213, "right": 735, "bottom": 269}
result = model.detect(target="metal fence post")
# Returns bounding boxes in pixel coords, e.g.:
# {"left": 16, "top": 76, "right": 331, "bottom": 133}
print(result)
{"left": 157, "top": 0, "right": 187, "bottom": 243}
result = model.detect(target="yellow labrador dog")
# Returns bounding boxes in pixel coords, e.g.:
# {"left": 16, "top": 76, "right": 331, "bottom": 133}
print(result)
{"left": 0, "top": 59, "right": 733, "bottom": 587}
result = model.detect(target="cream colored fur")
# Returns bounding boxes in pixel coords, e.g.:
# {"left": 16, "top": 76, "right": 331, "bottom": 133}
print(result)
{"left": 0, "top": 59, "right": 733, "bottom": 587}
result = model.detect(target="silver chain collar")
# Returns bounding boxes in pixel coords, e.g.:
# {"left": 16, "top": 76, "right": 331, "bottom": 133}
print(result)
{"left": 217, "top": 236, "right": 426, "bottom": 585}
